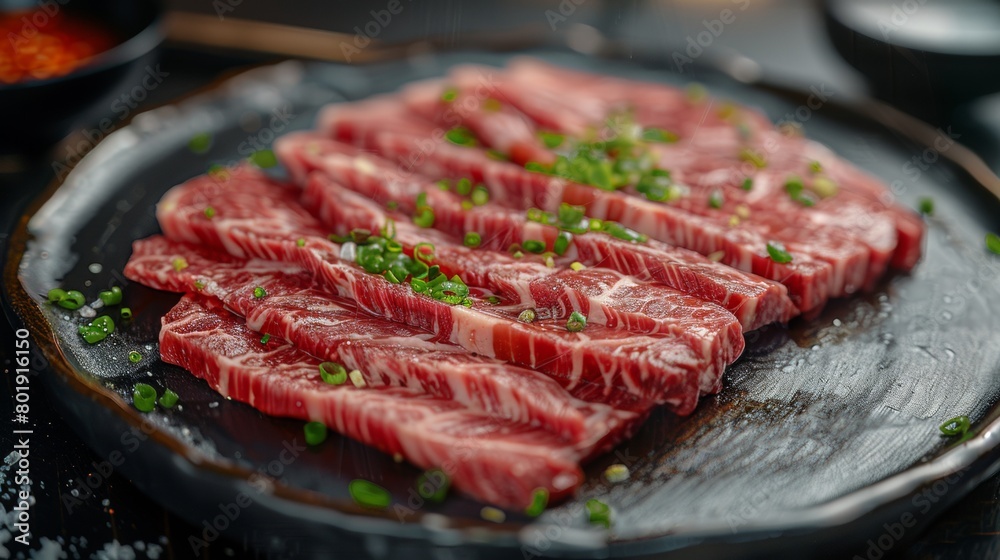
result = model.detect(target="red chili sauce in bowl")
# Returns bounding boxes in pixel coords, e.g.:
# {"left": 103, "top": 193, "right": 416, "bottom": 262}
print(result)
{"left": 0, "top": 9, "right": 116, "bottom": 85}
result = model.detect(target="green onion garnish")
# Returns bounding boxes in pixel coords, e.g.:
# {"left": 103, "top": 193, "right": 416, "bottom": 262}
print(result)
{"left": 349, "top": 479, "right": 391, "bottom": 509}
{"left": 522, "top": 240, "right": 545, "bottom": 254}
{"left": 172, "top": 258, "right": 188, "bottom": 272}
{"left": 99, "top": 286, "right": 123, "bottom": 306}
{"left": 554, "top": 232, "right": 572, "bottom": 256}
{"left": 641, "top": 128, "right": 678, "bottom": 143}
{"left": 986, "top": 233, "right": 1000, "bottom": 255}
{"left": 188, "top": 132, "right": 212, "bottom": 153}
{"left": 809, "top": 160, "right": 823, "bottom": 173}
{"left": 471, "top": 185, "right": 490, "bottom": 206}
{"left": 918, "top": 197, "right": 934, "bottom": 216}
{"left": 455, "top": 178, "right": 472, "bottom": 196}
{"left": 253, "top": 286, "right": 267, "bottom": 299}
{"left": 766, "top": 242, "right": 793, "bottom": 264}
{"left": 128, "top": 351, "right": 142, "bottom": 363}
{"left": 517, "top": 309, "right": 536, "bottom": 324}
{"left": 436, "top": 179, "right": 451, "bottom": 191}
{"left": 739, "top": 148, "right": 767, "bottom": 169}
{"left": 570, "top": 262, "right": 585, "bottom": 271}
{"left": 441, "top": 87, "right": 458, "bottom": 103}
{"left": 204, "top": 206, "right": 216, "bottom": 219}
{"left": 939, "top": 415, "right": 970, "bottom": 437}
{"left": 414, "top": 206, "right": 435, "bottom": 228}
{"left": 47, "top": 288, "right": 66, "bottom": 303}
{"left": 464, "top": 232, "right": 482, "bottom": 248}
{"left": 416, "top": 469, "right": 451, "bottom": 503}
{"left": 445, "top": 127, "right": 476, "bottom": 147}
{"left": 296, "top": 238, "right": 306, "bottom": 247}
{"left": 708, "top": 190, "right": 724, "bottom": 209}
{"left": 525, "top": 488, "right": 549, "bottom": 517}
{"left": 812, "top": 177, "right": 838, "bottom": 198}
{"left": 120, "top": 307, "right": 133, "bottom": 320}
{"left": 784, "top": 176, "right": 805, "bottom": 200}
{"left": 319, "top": 362, "right": 348, "bottom": 385}
{"left": 538, "top": 131, "right": 565, "bottom": 149}
{"left": 304, "top": 421, "right": 327, "bottom": 446}
{"left": 56, "top": 289, "right": 86, "bottom": 310}
{"left": 133, "top": 383, "right": 157, "bottom": 413}
{"left": 158, "top": 388, "right": 179, "bottom": 408}
{"left": 260, "top": 333, "right": 271, "bottom": 345}
{"left": 566, "top": 311, "right": 587, "bottom": 332}
{"left": 742, "top": 177, "right": 753, "bottom": 191}
{"left": 250, "top": 149, "right": 278, "bottom": 168}
{"left": 586, "top": 499, "right": 611, "bottom": 528}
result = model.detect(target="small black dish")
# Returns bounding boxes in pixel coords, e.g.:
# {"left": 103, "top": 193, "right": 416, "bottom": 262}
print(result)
{"left": 0, "top": 0, "right": 163, "bottom": 154}
{"left": 822, "top": 0, "right": 1000, "bottom": 126}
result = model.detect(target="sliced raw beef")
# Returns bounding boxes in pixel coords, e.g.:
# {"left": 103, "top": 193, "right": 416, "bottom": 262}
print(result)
{"left": 161, "top": 294, "right": 640, "bottom": 508}
{"left": 126, "top": 235, "right": 646, "bottom": 440}
{"left": 275, "top": 132, "right": 798, "bottom": 330}
{"left": 156, "top": 166, "right": 709, "bottom": 411}
{"left": 300, "top": 172, "right": 744, "bottom": 394}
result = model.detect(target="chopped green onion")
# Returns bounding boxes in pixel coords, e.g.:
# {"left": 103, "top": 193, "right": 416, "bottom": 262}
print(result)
{"left": 416, "top": 469, "right": 450, "bottom": 503}
{"left": 250, "top": 149, "right": 278, "bottom": 168}
{"left": 558, "top": 203, "right": 586, "bottom": 227}
{"left": 319, "top": 362, "right": 348, "bottom": 385}
{"left": 260, "top": 333, "right": 271, "bottom": 345}
{"left": 766, "top": 242, "right": 793, "bottom": 264}
{"left": 304, "top": 421, "right": 327, "bottom": 446}
{"left": 939, "top": 415, "right": 970, "bottom": 437}
{"left": 586, "top": 499, "right": 611, "bottom": 528}
{"left": 739, "top": 148, "right": 767, "bottom": 169}
{"left": 987, "top": 233, "right": 1000, "bottom": 255}
{"left": 641, "top": 128, "right": 678, "bottom": 143}
{"left": 56, "top": 289, "right": 86, "bottom": 310}
{"left": 522, "top": 240, "right": 546, "bottom": 254}
{"left": 538, "top": 131, "right": 565, "bottom": 149}
{"left": 742, "top": 177, "right": 753, "bottom": 191}
{"left": 383, "top": 269, "right": 401, "bottom": 284}
{"left": 188, "top": 132, "right": 212, "bottom": 154}
{"left": 486, "top": 295, "right": 501, "bottom": 305}
{"left": 708, "top": 190, "right": 724, "bottom": 209}
{"left": 602, "top": 222, "right": 647, "bottom": 243}
{"left": 517, "top": 309, "right": 536, "bottom": 324}
{"left": 524, "top": 161, "right": 547, "bottom": 173}
{"left": 784, "top": 176, "right": 805, "bottom": 200}
{"left": 566, "top": 311, "right": 587, "bottom": 332}
{"left": 158, "top": 388, "right": 179, "bottom": 408}
{"left": 809, "top": 160, "right": 823, "bottom": 173}
{"left": 386, "top": 200, "right": 399, "bottom": 211}
{"left": 480, "top": 506, "right": 506, "bottom": 523}
{"left": 471, "top": 185, "right": 490, "bottom": 206}
{"left": 414, "top": 206, "right": 435, "bottom": 228}
{"left": 464, "top": 232, "right": 482, "bottom": 248}
{"left": 413, "top": 243, "right": 435, "bottom": 266}
{"left": 455, "top": 178, "right": 472, "bottom": 196}
{"left": 172, "top": 258, "right": 188, "bottom": 272}
{"left": 93, "top": 315, "right": 115, "bottom": 334}
{"left": 128, "top": 351, "right": 142, "bottom": 363}
{"left": 918, "top": 197, "right": 934, "bottom": 216}
{"left": 47, "top": 288, "right": 66, "bottom": 303}
{"left": 553, "top": 232, "right": 572, "bottom": 256}
{"left": 382, "top": 218, "right": 397, "bottom": 240}
{"left": 445, "top": 127, "right": 476, "bottom": 147}
{"left": 253, "top": 286, "right": 267, "bottom": 299}
{"left": 604, "top": 464, "right": 630, "bottom": 483}
{"left": 120, "top": 307, "right": 133, "bottom": 320}
{"left": 296, "top": 238, "right": 306, "bottom": 247}
{"left": 441, "top": 87, "right": 458, "bottom": 103}
{"left": 349, "top": 369, "right": 366, "bottom": 388}
{"left": 133, "top": 383, "right": 157, "bottom": 412}
{"left": 436, "top": 179, "right": 451, "bottom": 191}
{"left": 570, "top": 262, "right": 585, "bottom": 271}
{"left": 204, "top": 206, "right": 216, "bottom": 219}
{"left": 812, "top": 177, "right": 838, "bottom": 199}
{"left": 525, "top": 488, "right": 549, "bottom": 517}
{"left": 512, "top": 250, "right": 524, "bottom": 259}
{"left": 350, "top": 479, "right": 391, "bottom": 509}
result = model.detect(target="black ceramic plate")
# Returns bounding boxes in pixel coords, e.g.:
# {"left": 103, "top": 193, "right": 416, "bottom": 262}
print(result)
{"left": 7, "top": 51, "right": 1000, "bottom": 559}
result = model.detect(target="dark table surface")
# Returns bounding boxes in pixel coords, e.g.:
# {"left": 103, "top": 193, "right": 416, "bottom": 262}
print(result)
{"left": 3, "top": 1, "right": 1000, "bottom": 558}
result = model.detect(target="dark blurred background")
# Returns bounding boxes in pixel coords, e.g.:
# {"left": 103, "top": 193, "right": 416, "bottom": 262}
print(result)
{"left": 3, "top": 0, "right": 1000, "bottom": 558}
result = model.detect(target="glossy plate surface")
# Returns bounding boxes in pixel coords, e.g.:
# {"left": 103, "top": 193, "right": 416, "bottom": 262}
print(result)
{"left": 8, "top": 51, "right": 1000, "bottom": 559}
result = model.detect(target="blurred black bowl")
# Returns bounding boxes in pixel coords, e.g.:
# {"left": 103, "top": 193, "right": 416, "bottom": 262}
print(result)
{"left": 0, "top": 0, "right": 163, "bottom": 154}
{"left": 822, "top": 0, "right": 1000, "bottom": 126}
